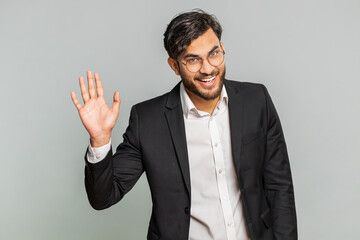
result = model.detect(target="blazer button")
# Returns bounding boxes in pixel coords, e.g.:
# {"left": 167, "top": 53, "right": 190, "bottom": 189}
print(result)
{"left": 185, "top": 207, "right": 190, "bottom": 214}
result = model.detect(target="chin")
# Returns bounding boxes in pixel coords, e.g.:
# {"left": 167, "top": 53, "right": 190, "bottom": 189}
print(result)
{"left": 197, "top": 87, "right": 221, "bottom": 100}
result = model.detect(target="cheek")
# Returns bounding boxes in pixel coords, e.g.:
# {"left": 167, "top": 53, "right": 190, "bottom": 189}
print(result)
{"left": 180, "top": 70, "right": 196, "bottom": 82}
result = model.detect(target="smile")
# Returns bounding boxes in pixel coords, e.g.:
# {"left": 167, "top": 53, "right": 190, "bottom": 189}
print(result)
{"left": 198, "top": 76, "right": 216, "bottom": 83}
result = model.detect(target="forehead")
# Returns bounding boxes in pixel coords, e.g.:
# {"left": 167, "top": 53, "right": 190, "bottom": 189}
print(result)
{"left": 182, "top": 28, "right": 220, "bottom": 57}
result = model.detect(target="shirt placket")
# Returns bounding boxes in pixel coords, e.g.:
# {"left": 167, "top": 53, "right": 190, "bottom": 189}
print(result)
{"left": 208, "top": 115, "right": 237, "bottom": 240}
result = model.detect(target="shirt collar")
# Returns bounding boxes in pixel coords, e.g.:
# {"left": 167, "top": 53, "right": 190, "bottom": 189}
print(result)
{"left": 180, "top": 82, "right": 228, "bottom": 118}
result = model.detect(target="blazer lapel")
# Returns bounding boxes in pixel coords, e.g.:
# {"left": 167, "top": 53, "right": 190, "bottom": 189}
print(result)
{"left": 164, "top": 83, "right": 191, "bottom": 197}
{"left": 225, "top": 80, "right": 245, "bottom": 185}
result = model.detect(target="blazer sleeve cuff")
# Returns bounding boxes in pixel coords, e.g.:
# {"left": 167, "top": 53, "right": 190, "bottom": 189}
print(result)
{"left": 84, "top": 147, "right": 113, "bottom": 171}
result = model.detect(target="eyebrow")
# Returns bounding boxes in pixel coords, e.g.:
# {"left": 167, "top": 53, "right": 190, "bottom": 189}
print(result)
{"left": 183, "top": 46, "right": 219, "bottom": 59}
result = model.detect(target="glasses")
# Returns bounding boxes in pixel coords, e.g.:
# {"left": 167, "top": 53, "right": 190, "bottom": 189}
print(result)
{"left": 179, "top": 49, "right": 225, "bottom": 73}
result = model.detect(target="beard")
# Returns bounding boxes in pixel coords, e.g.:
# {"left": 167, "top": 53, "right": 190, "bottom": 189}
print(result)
{"left": 182, "top": 67, "right": 226, "bottom": 101}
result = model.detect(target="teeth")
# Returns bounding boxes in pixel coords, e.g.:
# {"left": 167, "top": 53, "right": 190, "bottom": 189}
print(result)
{"left": 199, "top": 76, "right": 215, "bottom": 83}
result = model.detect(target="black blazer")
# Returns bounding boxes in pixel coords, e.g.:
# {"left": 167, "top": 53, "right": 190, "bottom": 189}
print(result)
{"left": 84, "top": 80, "right": 297, "bottom": 240}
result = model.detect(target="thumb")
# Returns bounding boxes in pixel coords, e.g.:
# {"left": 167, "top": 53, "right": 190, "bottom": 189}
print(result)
{"left": 111, "top": 91, "right": 121, "bottom": 114}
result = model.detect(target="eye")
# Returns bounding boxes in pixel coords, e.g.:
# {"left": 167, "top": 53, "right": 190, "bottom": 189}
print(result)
{"left": 209, "top": 51, "right": 220, "bottom": 58}
{"left": 187, "top": 58, "right": 200, "bottom": 64}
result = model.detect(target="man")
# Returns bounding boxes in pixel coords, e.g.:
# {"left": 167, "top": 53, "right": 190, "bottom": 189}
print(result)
{"left": 71, "top": 9, "right": 297, "bottom": 240}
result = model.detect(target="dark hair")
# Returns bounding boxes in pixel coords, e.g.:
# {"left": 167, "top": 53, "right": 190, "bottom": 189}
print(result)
{"left": 163, "top": 9, "right": 223, "bottom": 59}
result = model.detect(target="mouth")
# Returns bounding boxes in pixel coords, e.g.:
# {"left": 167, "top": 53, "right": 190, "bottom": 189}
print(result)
{"left": 196, "top": 75, "right": 217, "bottom": 87}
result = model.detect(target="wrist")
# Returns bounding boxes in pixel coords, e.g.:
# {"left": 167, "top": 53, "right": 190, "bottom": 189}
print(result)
{"left": 90, "top": 134, "right": 111, "bottom": 148}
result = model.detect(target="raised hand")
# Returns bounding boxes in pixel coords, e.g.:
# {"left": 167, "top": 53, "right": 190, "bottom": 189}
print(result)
{"left": 71, "top": 71, "right": 120, "bottom": 147}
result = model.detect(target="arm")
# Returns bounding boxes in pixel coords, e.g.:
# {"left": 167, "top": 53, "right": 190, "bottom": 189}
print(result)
{"left": 71, "top": 71, "right": 143, "bottom": 210}
{"left": 262, "top": 85, "right": 297, "bottom": 239}
{"left": 84, "top": 106, "right": 143, "bottom": 210}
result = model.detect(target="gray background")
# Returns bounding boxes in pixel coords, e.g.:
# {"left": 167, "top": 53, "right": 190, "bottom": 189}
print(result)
{"left": 1, "top": 0, "right": 359, "bottom": 239}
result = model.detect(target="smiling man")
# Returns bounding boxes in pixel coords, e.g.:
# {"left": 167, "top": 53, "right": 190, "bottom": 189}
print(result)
{"left": 71, "top": 9, "right": 297, "bottom": 240}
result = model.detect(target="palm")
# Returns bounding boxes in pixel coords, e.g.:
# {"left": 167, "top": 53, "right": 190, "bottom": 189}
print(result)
{"left": 79, "top": 97, "right": 115, "bottom": 137}
{"left": 71, "top": 71, "right": 121, "bottom": 146}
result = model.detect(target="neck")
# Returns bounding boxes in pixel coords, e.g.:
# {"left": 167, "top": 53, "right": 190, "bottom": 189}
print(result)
{"left": 185, "top": 89, "right": 220, "bottom": 115}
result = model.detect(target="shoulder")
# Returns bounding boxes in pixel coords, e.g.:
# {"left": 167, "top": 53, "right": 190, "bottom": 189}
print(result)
{"left": 225, "top": 79, "right": 265, "bottom": 91}
{"left": 131, "top": 82, "right": 181, "bottom": 117}
{"left": 132, "top": 92, "right": 170, "bottom": 114}
{"left": 126, "top": 85, "right": 178, "bottom": 131}
{"left": 224, "top": 79, "right": 267, "bottom": 100}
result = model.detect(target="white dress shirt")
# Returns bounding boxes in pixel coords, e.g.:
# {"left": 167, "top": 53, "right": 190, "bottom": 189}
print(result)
{"left": 180, "top": 83, "right": 249, "bottom": 240}
{"left": 87, "top": 83, "right": 249, "bottom": 240}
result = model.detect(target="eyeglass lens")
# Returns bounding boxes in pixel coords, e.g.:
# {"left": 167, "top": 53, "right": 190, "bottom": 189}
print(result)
{"left": 186, "top": 51, "right": 224, "bottom": 72}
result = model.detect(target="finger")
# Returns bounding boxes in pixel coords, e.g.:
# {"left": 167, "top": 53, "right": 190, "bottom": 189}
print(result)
{"left": 87, "top": 70, "right": 96, "bottom": 99}
{"left": 70, "top": 91, "right": 82, "bottom": 111}
{"left": 79, "top": 76, "right": 90, "bottom": 103}
{"left": 111, "top": 91, "right": 121, "bottom": 114}
{"left": 94, "top": 72, "right": 104, "bottom": 98}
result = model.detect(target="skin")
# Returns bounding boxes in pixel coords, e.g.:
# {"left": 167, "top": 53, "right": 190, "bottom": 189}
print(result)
{"left": 71, "top": 28, "right": 225, "bottom": 147}
{"left": 168, "top": 28, "right": 226, "bottom": 114}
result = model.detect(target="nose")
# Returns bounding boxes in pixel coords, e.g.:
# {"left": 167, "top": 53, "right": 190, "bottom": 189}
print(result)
{"left": 199, "top": 58, "right": 214, "bottom": 75}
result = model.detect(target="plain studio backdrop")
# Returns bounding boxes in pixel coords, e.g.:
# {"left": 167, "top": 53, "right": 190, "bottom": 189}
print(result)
{"left": 1, "top": 0, "right": 359, "bottom": 239}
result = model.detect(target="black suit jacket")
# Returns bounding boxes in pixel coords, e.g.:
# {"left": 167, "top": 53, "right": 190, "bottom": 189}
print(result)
{"left": 84, "top": 80, "right": 297, "bottom": 240}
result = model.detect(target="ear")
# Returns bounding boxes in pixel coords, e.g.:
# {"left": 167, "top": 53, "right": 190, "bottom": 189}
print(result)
{"left": 168, "top": 57, "right": 180, "bottom": 75}
{"left": 220, "top": 42, "right": 225, "bottom": 52}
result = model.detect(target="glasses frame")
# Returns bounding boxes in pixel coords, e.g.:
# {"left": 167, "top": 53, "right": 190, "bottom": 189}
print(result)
{"left": 178, "top": 47, "right": 225, "bottom": 73}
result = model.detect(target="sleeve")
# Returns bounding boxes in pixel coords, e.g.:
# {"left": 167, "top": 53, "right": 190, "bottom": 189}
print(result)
{"left": 84, "top": 105, "right": 144, "bottom": 210}
{"left": 262, "top": 85, "right": 298, "bottom": 239}
{"left": 86, "top": 140, "right": 111, "bottom": 164}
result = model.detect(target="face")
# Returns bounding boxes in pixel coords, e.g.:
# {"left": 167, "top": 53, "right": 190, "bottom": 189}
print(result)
{"left": 168, "top": 28, "right": 226, "bottom": 101}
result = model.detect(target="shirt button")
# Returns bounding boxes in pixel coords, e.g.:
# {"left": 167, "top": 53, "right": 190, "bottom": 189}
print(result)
{"left": 227, "top": 222, "right": 234, "bottom": 228}
{"left": 96, "top": 155, "right": 100, "bottom": 159}
{"left": 214, "top": 143, "right": 218, "bottom": 147}
{"left": 218, "top": 169, "right": 223, "bottom": 174}
{"left": 222, "top": 195, "right": 228, "bottom": 201}
{"left": 185, "top": 207, "right": 190, "bottom": 214}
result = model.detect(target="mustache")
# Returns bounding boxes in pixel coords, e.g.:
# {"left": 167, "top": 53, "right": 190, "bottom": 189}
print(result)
{"left": 195, "top": 70, "right": 219, "bottom": 80}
